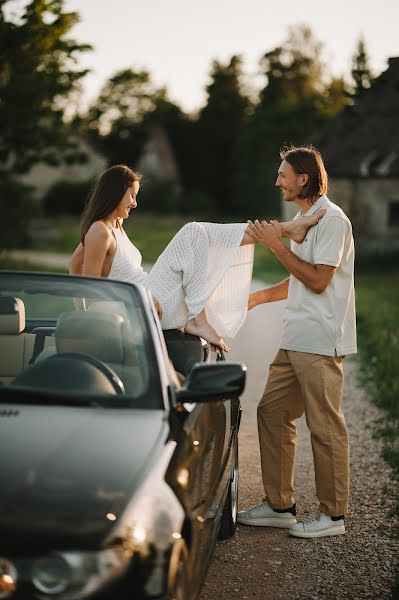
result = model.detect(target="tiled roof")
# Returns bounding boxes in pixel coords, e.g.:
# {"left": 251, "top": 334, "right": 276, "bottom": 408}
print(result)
{"left": 311, "top": 57, "right": 399, "bottom": 178}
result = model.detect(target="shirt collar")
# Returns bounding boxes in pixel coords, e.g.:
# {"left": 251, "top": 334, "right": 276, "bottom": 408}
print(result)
{"left": 301, "top": 195, "right": 328, "bottom": 216}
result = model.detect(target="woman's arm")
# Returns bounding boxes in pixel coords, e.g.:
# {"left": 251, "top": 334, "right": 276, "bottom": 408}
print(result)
{"left": 69, "top": 243, "right": 84, "bottom": 275}
{"left": 81, "top": 222, "right": 112, "bottom": 277}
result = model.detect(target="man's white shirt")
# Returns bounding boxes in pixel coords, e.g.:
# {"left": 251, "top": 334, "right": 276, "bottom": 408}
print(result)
{"left": 281, "top": 195, "right": 357, "bottom": 357}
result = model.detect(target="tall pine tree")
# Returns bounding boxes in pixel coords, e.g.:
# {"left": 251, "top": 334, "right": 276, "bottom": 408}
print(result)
{"left": 196, "top": 55, "right": 250, "bottom": 215}
{"left": 351, "top": 37, "right": 373, "bottom": 98}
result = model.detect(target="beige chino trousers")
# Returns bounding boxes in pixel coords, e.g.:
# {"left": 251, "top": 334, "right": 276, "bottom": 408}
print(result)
{"left": 257, "top": 349, "right": 349, "bottom": 516}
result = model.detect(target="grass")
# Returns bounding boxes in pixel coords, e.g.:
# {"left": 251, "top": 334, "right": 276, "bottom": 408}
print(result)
{"left": 0, "top": 256, "right": 68, "bottom": 273}
{"left": 28, "top": 215, "right": 189, "bottom": 263}
{"left": 352, "top": 261, "right": 399, "bottom": 598}
{"left": 252, "top": 244, "right": 289, "bottom": 283}
{"left": 355, "top": 265, "right": 399, "bottom": 496}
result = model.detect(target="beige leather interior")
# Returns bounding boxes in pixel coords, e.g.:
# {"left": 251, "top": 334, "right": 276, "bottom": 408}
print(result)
{"left": 0, "top": 299, "right": 147, "bottom": 395}
{"left": 46, "top": 310, "right": 146, "bottom": 395}
{"left": 0, "top": 297, "right": 35, "bottom": 384}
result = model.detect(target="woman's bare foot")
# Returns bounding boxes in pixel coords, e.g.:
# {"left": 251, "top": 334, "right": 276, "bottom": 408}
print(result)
{"left": 184, "top": 311, "right": 230, "bottom": 352}
{"left": 284, "top": 208, "right": 326, "bottom": 243}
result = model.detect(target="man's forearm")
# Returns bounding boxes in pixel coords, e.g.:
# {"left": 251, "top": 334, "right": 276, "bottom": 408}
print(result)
{"left": 246, "top": 218, "right": 335, "bottom": 294}
{"left": 270, "top": 241, "right": 326, "bottom": 293}
{"left": 252, "top": 278, "right": 289, "bottom": 305}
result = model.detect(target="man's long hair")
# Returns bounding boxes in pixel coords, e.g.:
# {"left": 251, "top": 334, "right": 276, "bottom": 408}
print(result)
{"left": 80, "top": 165, "right": 141, "bottom": 244}
{"left": 280, "top": 145, "right": 328, "bottom": 204}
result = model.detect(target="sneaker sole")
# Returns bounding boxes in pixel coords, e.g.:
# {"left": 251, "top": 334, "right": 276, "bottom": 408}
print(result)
{"left": 237, "top": 516, "right": 297, "bottom": 528}
{"left": 289, "top": 524, "right": 345, "bottom": 538}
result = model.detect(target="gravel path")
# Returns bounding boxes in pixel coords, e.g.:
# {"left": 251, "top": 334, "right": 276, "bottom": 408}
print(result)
{"left": 201, "top": 291, "right": 399, "bottom": 600}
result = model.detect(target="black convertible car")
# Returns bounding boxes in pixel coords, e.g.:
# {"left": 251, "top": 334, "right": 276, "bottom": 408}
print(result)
{"left": 0, "top": 271, "right": 245, "bottom": 600}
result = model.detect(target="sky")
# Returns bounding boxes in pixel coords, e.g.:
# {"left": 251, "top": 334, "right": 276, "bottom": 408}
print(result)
{"left": 63, "top": 0, "right": 399, "bottom": 114}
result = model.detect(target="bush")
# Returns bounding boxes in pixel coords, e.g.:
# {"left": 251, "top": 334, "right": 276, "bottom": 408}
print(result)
{"left": 0, "top": 173, "right": 36, "bottom": 250}
{"left": 42, "top": 179, "right": 95, "bottom": 216}
{"left": 138, "top": 179, "right": 182, "bottom": 213}
{"left": 356, "top": 270, "right": 399, "bottom": 483}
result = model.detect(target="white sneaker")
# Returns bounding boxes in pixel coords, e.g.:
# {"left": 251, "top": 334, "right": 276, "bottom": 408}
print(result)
{"left": 289, "top": 509, "right": 345, "bottom": 538}
{"left": 237, "top": 499, "right": 297, "bottom": 528}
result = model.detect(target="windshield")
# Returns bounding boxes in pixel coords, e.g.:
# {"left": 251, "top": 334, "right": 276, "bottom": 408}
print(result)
{"left": 0, "top": 272, "right": 163, "bottom": 408}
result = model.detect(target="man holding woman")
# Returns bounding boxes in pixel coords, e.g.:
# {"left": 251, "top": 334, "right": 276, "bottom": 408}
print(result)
{"left": 69, "top": 164, "right": 322, "bottom": 352}
{"left": 70, "top": 145, "right": 355, "bottom": 538}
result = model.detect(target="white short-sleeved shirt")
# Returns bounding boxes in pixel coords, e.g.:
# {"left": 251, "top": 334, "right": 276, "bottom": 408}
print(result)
{"left": 281, "top": 195, "right": 357, "bottom": 357}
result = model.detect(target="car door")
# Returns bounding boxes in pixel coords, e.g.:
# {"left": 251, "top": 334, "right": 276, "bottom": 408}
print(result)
{"left": 165, "top": 397, "right": 227, "bottom": 590}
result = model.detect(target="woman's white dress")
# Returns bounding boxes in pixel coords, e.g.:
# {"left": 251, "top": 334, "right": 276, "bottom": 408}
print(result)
{"left": 108, "top": 222, "right": 254, "bottom": 339}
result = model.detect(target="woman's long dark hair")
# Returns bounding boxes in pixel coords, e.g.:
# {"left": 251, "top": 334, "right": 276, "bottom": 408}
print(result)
{"left": 80, "top": 165, "right": 141, "bottom": 244}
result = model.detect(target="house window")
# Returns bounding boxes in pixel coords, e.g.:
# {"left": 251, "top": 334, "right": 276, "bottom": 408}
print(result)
{"left": 388, "top": 201, "right": 399, "bottom": 228}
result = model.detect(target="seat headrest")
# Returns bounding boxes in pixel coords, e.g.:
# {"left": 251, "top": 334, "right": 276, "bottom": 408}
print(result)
{"left": 0, "top": 297, "right": 25, "bottom": 334}
{"left": 55, "top": 311, "right": 125, "bottom": 364}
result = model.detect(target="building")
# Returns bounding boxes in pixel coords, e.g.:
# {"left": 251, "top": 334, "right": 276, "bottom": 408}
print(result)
{"left": 282, "top": 57, "right": 399, "bottom": 254}
{"left": 16, "top": 137, "right": 107, "bottom": 203}
{"left": 137, "top": 126, "right": 181, "bottom": 189}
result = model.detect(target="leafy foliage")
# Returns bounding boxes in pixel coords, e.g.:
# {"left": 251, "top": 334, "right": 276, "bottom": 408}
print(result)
{"left": 2, "top": 14, "right": 356, "bottom": 224}
{"left": 351, "top": 37, "right": 373, "bottom": 98}
{"left": 73, "top": 24, "right": 351, "bottom": 219}
{"left": 0, "top": 0, "right": 92, "bottom": 172}
{"left": 355, "top": 261, "right": 399, "bottom": 490}
{"left": 79, "top": 68, "right": 165, "bottom": 165}
{"left": 0, "top": 0, "right": 91, "bottom": 248}
{"left": 0, "top": 174, "right": 36, "bottom": 249}
{"left": 195, "top": 55, "right": 251, "bottom": 216}
{"left": 233, "top": 25, "right": 349, "bottom": 219}
{"left": 78, "top": 69, "right": 201, "bottom": 213}
{"left": 42, "top": 178, "right": 95, "bottom": 216}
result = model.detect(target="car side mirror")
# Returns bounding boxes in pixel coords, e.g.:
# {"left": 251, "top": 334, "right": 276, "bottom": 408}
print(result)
{"left": 175, "top": 362, "right": 246, "bottom": 404}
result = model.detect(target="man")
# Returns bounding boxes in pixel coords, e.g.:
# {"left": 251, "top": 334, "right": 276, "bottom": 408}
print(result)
{"left": 238, "top": 145, "right": 356, "bottom": 538}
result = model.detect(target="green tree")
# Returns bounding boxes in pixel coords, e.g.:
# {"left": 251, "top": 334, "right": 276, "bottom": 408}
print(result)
{"left": 351, "top": 37, "right": 373, "bottom": 98}
{"left": 0, "top": 0, "right": 91, "bottom": 172}
{"left": 79, "top": 69, "right": 203, "bottom": 212}
{"left": 81, "top": 68, "right": 166, "bottom": 166}
{"left": 196, "top": 55, "right": 250, "bottom": 215}
{"left": 142, "top": 98, "right": 198, "bottom": 201}
{"left": 0, "top": 0, "right": 91, "bottom": 250}
{"left": 259, "top": 25, "right": 324, "bottom": 107}
{"left": 235, "top": 25, "right": 347, "bottom": 218}
{"left": 322, "top": 77, "right": 350, "bottom": 118}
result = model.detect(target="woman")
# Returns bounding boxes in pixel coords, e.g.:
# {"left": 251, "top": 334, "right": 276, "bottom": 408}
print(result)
{"left": 70, "top": 165, "right": 323, "bottom": 352}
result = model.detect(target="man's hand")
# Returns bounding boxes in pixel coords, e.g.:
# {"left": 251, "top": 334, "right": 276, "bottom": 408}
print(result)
{"left": 246, "top": 219, "right": 284, "bottom": 250}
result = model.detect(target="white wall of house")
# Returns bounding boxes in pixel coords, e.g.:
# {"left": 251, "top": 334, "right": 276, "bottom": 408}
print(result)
{"left": 17, "top": 139, "right": 107, "bottom": 202}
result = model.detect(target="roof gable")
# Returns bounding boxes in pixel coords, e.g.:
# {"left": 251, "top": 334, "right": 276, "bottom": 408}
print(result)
{"left": 312, "top": 57, "right": 399, "bottom": 178}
